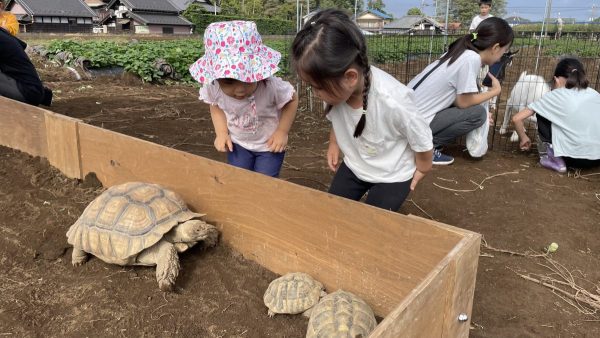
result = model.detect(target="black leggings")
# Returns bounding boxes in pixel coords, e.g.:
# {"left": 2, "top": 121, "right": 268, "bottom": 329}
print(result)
{"left": 328, "top": 162, "right": 412, "bottom": 211}
{"left": 537, "top": 115, "right": 600, "bottom": 169}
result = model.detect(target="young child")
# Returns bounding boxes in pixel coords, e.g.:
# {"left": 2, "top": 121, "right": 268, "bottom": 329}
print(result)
{"left": 469, "top": 0, "right": 493, "bottom": 32}
{"left": 291, "top": 9, "right": 433, "bottom": 211}
{"left": 189, "top": 21, "right": 298, "bottom": 177}
{"left": 512, "top": 58, "right": 600, "bottom": 172}
{"left": 408, "top": 17, "right": 513, "bottom": 165}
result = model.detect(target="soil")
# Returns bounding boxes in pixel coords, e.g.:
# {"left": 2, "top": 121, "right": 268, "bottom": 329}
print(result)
{"left": 1, "top": 54, "right": 599, "bottom": 337}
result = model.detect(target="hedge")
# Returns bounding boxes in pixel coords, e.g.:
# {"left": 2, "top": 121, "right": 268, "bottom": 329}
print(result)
{"left": 183, "top": 13, "right": 295, "bottom": 35}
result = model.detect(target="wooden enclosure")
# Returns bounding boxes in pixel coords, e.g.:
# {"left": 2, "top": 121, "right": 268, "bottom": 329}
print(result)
{"left": 0, "top": 97, "right": 481, "bottom": 337}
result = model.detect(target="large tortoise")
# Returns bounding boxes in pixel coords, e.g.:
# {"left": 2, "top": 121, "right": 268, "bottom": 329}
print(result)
{"left": 263, "top": 272, "right": 325, "bottom": 317}
{"left": 66, "top": 182, "right": 219, "bottom": 291}
{"left": 306, "top": 290, "right": 377, "bottom": 338}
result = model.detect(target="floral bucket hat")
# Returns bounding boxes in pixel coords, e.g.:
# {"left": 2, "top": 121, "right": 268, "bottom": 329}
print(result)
{"left": 189, "top": 20, "right": 281, "bottom": 84}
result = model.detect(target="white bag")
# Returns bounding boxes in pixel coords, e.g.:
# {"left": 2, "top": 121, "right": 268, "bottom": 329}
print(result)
{"left": 466, "top": 102, "right": 490, "bottom": 158}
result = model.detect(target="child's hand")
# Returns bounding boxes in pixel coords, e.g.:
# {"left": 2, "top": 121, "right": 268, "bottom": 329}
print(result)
{"left": 327, "top": 142, "right": 340, "bottom": 172}
{"left": 266, "top": 129, "right": 288, "bottom": 153}
{"left": 214, "top": 134, "right": 233, "bottom": 152}
{"left": 487, "top": 72, "right": 502, "bottom": 96}
{"left": 410, "top": 169, "right": 427, "bottom": 191}
{"left": 519, "top": 135, "right": 531, "bottom": 150}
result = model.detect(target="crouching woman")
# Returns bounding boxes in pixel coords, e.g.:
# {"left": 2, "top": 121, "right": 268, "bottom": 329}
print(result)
{"left": 0, "top": 27, "right": 52, "bottom": 106}
{"left": 512, "top": 57, "right": 600, "bottom": 172}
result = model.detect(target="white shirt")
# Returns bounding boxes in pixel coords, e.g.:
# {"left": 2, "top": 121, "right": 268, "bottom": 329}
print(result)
{"left": 469, "top": 14, "right": 493, "bottom": 31}
{"left": 529, "top": 87, "right": 600, "bottom": 159}
{"left": 326, "top": 67, "right": 433, "bottom": 183}
{"left": 408, "top": 50, "right": 481, "bottom": 124}
{"left": 199, "top": 76, "right": 295, "bottom": 152}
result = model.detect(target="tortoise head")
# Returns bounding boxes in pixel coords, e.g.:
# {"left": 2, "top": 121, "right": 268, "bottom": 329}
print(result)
{"left": 167, "top": 219, "right": 219, "bottom": 248}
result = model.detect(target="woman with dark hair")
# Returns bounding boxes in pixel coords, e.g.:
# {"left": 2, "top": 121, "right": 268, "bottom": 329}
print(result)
{"left": 408, "top": 17, "right": 514, "bottom": 164}
{"left": 512, "top": 58, "right": 600, "bottom": 172}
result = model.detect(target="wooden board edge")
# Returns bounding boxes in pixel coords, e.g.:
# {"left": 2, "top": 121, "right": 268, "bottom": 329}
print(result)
{"left": 441, "top": 233, "right": 481, "bottom": 337}
{"left": 0, "top": 97, "right": 48, "bottom": 158}
{"left": 370, "top": 234, "right": 481, "bottom": 337}
{"left": 43, "top": 112, "right": 83, "bottom": 179}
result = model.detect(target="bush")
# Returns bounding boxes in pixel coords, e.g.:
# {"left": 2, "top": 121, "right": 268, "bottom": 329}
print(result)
{"left": 183, "top": 12, "right": 295, "bottom": 35}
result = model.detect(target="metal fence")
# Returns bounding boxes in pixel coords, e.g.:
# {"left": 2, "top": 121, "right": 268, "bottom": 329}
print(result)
{"left": 291, "top": 31, "right": 600, "bottom": 151}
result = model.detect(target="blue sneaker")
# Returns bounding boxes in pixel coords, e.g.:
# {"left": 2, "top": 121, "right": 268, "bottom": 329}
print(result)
{"left": 433, "top": 149, "right": 454, "bottom": 165}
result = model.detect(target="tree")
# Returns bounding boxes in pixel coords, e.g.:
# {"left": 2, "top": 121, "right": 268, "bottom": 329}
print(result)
{"left": 407, "top": 7, "right": 424, "bottom": 16}
{"left": 367, "top": 0, "right": 387, "bottom": 13}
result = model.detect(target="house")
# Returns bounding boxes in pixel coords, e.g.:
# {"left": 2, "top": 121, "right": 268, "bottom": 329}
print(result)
{"left": 355, "top": 9, "right": 392, "bottom": 33}
{"left": 6, "top": 0, "right": 97, "bottom": 33}
{"left": 105, "top": 0, "right": 193, "bottom": 35}
{"left": 383, "top": 15, "right": 444, "bottom": 35}
{"left": 170, "top": 0, "right": 220, "bottom": 13}
{"left": 504, "top": 16, "right": 531, "bottom": 26}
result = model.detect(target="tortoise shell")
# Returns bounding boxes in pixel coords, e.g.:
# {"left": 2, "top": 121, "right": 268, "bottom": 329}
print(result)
{"left": 306, "top": 290, "right": 377, "bottom": 338}
{"left": 263, "top": 272, "right": 323, "bottom": 316}
{"left": 66, "top": 182, "right": 203, "bottom": 262}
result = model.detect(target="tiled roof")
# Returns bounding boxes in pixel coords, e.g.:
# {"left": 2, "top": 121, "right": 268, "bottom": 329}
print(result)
{"left": 120, "top": 0, "right": 180, "bottom": 13}
{"left": 128, "top": 12, "right": 192, "bottom": 26}
{"left": 11, "top": 0, "right": 96, "bottom": 17}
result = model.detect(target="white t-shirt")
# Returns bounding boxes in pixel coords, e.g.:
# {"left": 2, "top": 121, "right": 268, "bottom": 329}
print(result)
{"left": 407, "top": 50, "right": 481, "bottom": 124}
{"left": 469, "top": 14, "right": 493, "bottom": 31}
{"left": 326, "top": 67, "right": 433, "bottom": 183}
{"left": 529, "top": 87, "right": 600, "bottom": 159}
{"left": 199, "top": 76, "right": 295, "bottom": 152}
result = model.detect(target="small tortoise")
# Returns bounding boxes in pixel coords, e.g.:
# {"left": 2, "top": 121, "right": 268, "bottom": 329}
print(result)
{"left": 66, "top": 182, "right": 219, "bottom": 291}
{"left": 306, "top": 290, "right": 377, "bottom": 338}
{"left": 263, "top": 272, "right": 325, "bottom": 317}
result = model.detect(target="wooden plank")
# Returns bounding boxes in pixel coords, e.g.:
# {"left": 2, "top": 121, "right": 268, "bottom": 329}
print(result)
{"left": 371, "top": 234, "right": 480, "bottom": 337}
{"left": 369, "top": 251, "right": 452, "bottom": 337}
{"left": 441, "top": 233, "right": 481, "bottom": 337}
{"left": 76, "top": 122, "right": 468, "bottom": 316}
{"left": 44, "top": 112, "right": 82, "bottom": 179}
{"left": 0, "top": 97, "right": 48, "bottom": 157}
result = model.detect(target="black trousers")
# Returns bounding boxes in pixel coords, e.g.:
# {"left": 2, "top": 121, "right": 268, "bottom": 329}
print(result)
{"left": 0, "top": 68, "right": 26, "bottom": 102}
{"left": 537, "top": 115, "right": 600, "bottom": 169}
{"left": 328, "top": 162, "right": 412, "bottom": 211}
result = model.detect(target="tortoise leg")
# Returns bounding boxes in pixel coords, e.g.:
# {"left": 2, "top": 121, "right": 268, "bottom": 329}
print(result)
{"left": 71, "top": 247, "right": 88, "bottom": 266}
{"left": 139, "top": 241, "right": 180, "bottom": 292}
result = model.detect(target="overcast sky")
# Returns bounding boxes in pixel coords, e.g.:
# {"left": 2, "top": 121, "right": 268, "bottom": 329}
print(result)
{"left": 381, "top": 0, "right": 599, "bottom": 22}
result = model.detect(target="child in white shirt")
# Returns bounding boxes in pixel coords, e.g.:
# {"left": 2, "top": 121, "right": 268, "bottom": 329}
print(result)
{"left": 409, "top": 17, "right": 513, "bottom": 165}
{"left": 469, "top": 0, "right": 493, "bottom": 32}
{"left": 512, "top": 58, "right": 600, "bottom": 172}
{"left": 292, "top": 9, "right": 433, "bottom": 211}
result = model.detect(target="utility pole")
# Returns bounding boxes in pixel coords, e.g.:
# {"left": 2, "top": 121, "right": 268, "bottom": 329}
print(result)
{"left": 535, "top": 0, "right": 553, "bottom": 73}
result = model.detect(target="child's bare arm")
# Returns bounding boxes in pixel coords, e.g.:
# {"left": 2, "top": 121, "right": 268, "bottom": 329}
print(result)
{"left": 411, "top": 149, "right": 433, "bottom": 190}
{"left": 209, "top": 104, "right": 233, "bottom": 152}
{"left": 327, "top": 128, "right": 340, "bottom": 172}
{"left": 455, "top": 72, "right": 501, "bottom": 108}
{"left": 267, "top": 93, "right": 299, "bottom": 152}
{"left": 512, "top": 107, "right": 535, "bottom": 150}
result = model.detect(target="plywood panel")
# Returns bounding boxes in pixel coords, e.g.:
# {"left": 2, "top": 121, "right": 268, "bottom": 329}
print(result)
{"left": 77, "top": 122, "right": 466, "bottom": 316}
{"left": 0, "top": 97, "right": 48, "bottom": 157}
{"left": 442, "top": 233, "right": 480, "bottom": 337}
{"left": 369, "top": 253, "right": 452, "bottom": 337}
{"left": 44, "top": 112, "right": 82, "bottom": 179}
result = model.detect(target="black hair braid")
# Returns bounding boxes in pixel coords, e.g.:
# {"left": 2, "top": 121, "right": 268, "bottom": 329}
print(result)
{"left": 353, "top": 48, "right": 371, "bottom": 138}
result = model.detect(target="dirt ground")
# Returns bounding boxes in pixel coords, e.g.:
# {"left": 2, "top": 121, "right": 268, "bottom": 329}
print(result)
{"left": 1, "top": 55, "right": 599, "bottom": 337}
